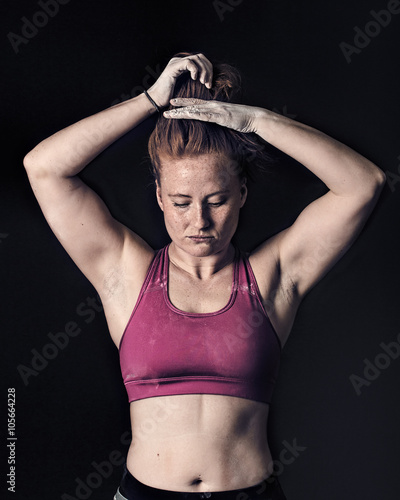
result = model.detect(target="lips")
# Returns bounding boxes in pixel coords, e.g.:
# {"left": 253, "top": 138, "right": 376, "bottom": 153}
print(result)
{"left": 188, "top": 236, "right": 214, "bottom": 242}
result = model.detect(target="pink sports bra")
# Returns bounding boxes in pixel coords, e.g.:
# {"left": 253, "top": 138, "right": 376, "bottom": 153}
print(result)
{"left": 119, "top": 244, "right": 281, "bottom": 404}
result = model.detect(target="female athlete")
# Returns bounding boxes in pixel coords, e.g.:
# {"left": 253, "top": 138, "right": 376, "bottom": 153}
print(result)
{"left": 23, "top": 52, "right": 385, "bottom": 500}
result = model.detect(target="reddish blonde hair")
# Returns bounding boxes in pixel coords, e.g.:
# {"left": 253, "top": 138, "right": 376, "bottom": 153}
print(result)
{"left": 148, "top": 52, "right": 272, "bottom": 184}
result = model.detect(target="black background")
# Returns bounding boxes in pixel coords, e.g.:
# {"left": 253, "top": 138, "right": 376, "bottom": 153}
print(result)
{"left": 2, "top": 0, "right": 400, "bottom": 499}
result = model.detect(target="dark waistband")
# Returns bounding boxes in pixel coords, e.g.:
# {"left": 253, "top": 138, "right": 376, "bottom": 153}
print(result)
{"left": 119, "top": 464, "right": 283, "bottom": 500}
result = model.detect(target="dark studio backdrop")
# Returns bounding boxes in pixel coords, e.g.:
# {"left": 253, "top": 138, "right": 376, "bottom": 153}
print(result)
{"left": 1, "top": 0, "right": 400, "bottom": 499}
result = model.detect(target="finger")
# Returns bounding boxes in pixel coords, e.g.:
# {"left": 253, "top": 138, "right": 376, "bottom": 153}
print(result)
{"left": 191, "top": 54, "right": 211, "bottom": 87}
{"left": 179, "top": 53, "right": 212, "bottom": 88}
{"left": 180, "top": 59, "right": 201, "bottom": 81}
{"left": 173, "top": 53, "right": 213, "bottom": 88}
{"left": 170, "top": 98, "right": 208, "bottom": 106}
{"left": 192, "top": 53, "right": 213, "bottom": 88}
{"left": 197, "top": 54, "right": 214, "bottom": 89}
{"left": 163, "top": 106, "right": 217, "bottom": 122}
{"left": 164, "top": 106, "right": 198, "bottom": 117}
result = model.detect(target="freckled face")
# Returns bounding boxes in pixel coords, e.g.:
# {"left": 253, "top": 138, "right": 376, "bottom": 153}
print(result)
{"left": 155, "top": 154, "right": 247, "bottom": 257}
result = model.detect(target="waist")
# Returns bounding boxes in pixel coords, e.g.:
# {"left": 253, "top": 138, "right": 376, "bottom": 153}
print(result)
{"left": 118, "top": 463, "right": 285, "bottom": 499}
{"left": 127, "top": 394, "right": 272, "bottom": 492}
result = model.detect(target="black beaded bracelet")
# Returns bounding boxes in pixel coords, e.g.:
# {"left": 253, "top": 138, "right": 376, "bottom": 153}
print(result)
{"left": 143, "top": 90, "right": 161, "bottom": 113}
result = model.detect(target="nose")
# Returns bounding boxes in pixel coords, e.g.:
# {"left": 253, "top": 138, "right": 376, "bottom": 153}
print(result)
{"left": 192, "top": 204, "right": 211, "bottom": 230}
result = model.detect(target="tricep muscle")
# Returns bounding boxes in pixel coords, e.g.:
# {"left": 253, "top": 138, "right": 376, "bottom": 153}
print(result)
{"left": 25, "top": 169, "right": 151, "bottom": 291}
{"left": 276, "top": 188, "right": 383, "bottom": 299}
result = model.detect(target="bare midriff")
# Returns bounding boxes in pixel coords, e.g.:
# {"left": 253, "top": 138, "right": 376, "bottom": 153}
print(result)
{"left": 126, "top": 393, "right": 272, "bottom": 492}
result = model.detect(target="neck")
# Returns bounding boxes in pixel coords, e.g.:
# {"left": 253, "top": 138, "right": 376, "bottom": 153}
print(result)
{"left": 168, "top": 242, "right": 235, "bottom": 280}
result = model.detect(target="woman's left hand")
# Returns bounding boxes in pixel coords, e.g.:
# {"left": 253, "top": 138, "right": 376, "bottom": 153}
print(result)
{"left": 163, "top": 98, "right": 261, "bottom": 134}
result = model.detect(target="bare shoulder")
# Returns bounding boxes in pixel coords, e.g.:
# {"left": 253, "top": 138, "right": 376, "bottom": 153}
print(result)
{"left": 248, "top": 230, "right": 302, "bottom": 347}
{"left": 97, "top": 229, "right": 156, "bottom": 348}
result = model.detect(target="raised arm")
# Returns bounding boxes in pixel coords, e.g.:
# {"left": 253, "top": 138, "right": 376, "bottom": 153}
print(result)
{"left": 23, "top": 92, "right": 157, "bottom": 294}
{"left": 250, "top": 108, "right": 385, "bottom": 298}
{"left": 23, "top": 54, "right": 213, "bottom": 297}
{"left": 164, "top": 99, "right": 386, "bottom": 301}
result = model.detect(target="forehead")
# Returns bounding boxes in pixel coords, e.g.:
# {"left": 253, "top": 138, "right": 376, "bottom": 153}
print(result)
{"left": 159, "top": 154, "right": 238, "bottom": 190}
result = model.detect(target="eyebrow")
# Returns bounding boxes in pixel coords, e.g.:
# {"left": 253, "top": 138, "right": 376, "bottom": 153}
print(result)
{"left": 168, "top": 190, "right": 229, "bottom": 198}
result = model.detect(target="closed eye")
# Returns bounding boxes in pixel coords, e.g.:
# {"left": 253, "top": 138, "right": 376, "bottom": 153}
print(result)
{"left": 172, "top": 200, "right": 226, "bottom": 208}
{"left": 208, "top": 200, "right": 226, "bottom": 207}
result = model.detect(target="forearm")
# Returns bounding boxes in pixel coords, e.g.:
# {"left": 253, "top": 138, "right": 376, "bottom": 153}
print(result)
{"left": 253, "top": 109, "right": 386, "bottom": 196}
{"left": 24, "top": 92, "right": 156, "bottom": 177}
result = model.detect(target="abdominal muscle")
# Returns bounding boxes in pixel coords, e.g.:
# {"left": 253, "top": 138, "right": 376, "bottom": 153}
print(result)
{"left": 126, "top": 393, "right": 272, "bottom": 492}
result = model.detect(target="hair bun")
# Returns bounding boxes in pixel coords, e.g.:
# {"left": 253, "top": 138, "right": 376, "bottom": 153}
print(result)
{"left": 171, "top": 52, "right": 242, "bottom": 103}
{"left": 212, "top": 63, "right": 242, "bottom": 102}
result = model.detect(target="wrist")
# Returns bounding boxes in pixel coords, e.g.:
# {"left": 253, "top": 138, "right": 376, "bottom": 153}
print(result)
{"left": 110, "top": 92, "right": 157, "bottom": 117}
{"left": 146, "top": 81, "right": 170, "bottom": 109}
{"left": 135, "top": 91, "right": 159, "bottom": 117}
{"left": 143, "top": 89, "right": 162, "bottom": 113}
{"left": 252, "top": 107, "right": 290, "bottom": 139}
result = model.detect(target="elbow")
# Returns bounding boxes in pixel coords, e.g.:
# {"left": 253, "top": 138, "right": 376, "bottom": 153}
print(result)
{"left": 372, "top": 169, "right": 386, "bottom": 195}
{"left": 23, "top": 151, "right": 35, "bottom": 171}
{"left": 362, "top": 168, "right": 386, "bottom": 200}
{"left": 373, "top": 167, "right": 386, "bottom": 187}
{"left": 23, "top": 145, "right": 41, "bottom": 171}
{"left": 23, "top": 146, "right": 48, "bottom": 177}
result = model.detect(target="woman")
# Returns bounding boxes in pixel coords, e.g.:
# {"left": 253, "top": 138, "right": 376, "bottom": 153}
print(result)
{"left": 23, "top": 52, "right": 385, "bottom": 500}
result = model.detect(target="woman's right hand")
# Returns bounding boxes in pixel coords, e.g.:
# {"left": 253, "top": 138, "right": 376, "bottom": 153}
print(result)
{"left": 146, "top": 53, "right": 213, "bottom": 108}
